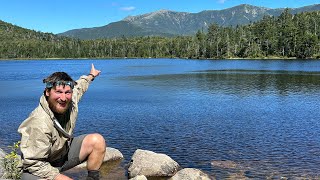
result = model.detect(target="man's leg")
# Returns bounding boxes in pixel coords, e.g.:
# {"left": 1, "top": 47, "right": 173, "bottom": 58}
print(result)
{"left": 21, "top": 172, "right": 43, "bottom": 180}
{"left": 79, "top": 133, "right": 106, "bottom": 179}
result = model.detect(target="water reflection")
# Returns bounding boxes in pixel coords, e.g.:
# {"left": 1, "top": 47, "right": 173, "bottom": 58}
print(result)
{"left": 1, "top": 59, "right": 320, "bottom": 179}
{"left": 112, "top": 68, "right": 320, "bottom": 179}
{"left": 121, "top": 70, "right": 320, "bottom": 96}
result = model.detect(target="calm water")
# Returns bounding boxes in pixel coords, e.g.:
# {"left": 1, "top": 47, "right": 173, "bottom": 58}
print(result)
{"left": 0, "top": 59, "right": 320, "bottom": 179}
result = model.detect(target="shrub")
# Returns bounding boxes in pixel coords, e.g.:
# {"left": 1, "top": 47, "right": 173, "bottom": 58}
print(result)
{"left": 1, "top": 141, "right": 21, "bottom": 179}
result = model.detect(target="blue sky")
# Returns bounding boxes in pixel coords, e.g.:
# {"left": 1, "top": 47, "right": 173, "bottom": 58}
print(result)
{"left": 0, "top": 0, "right": 319, "bottom": 34}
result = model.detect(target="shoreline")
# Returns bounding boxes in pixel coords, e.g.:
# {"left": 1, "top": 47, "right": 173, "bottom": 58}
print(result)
{"left": 0, "top": 56, "right": 318, "bottom": 61}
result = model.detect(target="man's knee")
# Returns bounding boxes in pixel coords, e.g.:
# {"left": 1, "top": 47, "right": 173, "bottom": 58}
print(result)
{"left": 84, "top": 133, "right": 106, "bottom": 150}
{"left": 80, "top": 133, "right": 106, "bottom": 162}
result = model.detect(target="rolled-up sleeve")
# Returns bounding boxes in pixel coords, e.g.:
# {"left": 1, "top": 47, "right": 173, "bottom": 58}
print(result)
{"left": 18, "top": 120, "right": 60, "bottom": 180}
{"left": 72, "top": 75, "right": 92, "bottom": 104}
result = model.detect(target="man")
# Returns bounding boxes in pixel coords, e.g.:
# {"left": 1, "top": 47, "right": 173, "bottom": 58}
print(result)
{"left": 18, "top": 64, "right": 106, "bottom": 180}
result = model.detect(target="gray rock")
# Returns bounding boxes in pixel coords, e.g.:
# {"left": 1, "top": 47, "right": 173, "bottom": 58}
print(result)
{"left": 0, "top": 149, "right": 5, "bottom": 159}
{"left": 128, "top": 149, "right": 180, "bottom": 178}
{"left": 103, "top": 147, "right": 124, "bottom": 161}
{"left": 76, "top": 147, "right": 123, "bottom": 168}
{"left": 170, "top": 168, "right": 213, "bottom": 180}
{"left": 0, "top": 148, "right": 6, "bottom": 178}
{"left": 129, "top": 175, "right": 148, "bottom": 180}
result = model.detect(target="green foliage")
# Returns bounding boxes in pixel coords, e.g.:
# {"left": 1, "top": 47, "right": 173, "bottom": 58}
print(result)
{"left": 0, "top": 10, "right": 320, "bottom": 59}
{"left": 2, "top": 141, "right": 21, "bottom": 179}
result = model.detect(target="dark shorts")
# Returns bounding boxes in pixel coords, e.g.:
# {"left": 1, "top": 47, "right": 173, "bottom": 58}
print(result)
{"left": 21, "top": 134, "right": 87, "bottom": 180}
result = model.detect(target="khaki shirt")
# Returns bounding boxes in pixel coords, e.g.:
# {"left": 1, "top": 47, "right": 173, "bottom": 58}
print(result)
{"left": 18, "top": 75, "right": 92, "bottom": 179}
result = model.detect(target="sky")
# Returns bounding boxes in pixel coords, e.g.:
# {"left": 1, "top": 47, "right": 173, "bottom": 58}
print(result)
{"left": 0, "top": 0, "right": 319, "bottom": 34}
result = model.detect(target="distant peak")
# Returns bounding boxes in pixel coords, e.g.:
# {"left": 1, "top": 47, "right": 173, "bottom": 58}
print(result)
{"left": 237, "top": 4, "right": 257, "bottom": 8}
{"left": 149, "top": 9, "right": 178, "bottom": 15}
{"left": 155, "top": 9, "right": 171, "bottom": 13}
{"left": 123, "top": 9, "right": 178, "bottom": 22}
{"left": 224, "top": 3, "right": 271, "bottom": 12}
{"left": 233, "top": 4, "right": 269, "bottom": 9}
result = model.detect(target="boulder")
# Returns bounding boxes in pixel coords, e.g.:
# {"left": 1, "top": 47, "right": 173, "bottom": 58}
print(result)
{"left": 128, "top": 149, "right": 180, "bottom": 178}
{"left": 129, "top": 175, "right": 148, "bottom": 180}
{"left": 0, "top": 148, "right": 5, "bottom": 158}
{"left": 169, "top": 168, "right": 213, "bottom": 180}
{"left": 76, "top": 147, "right": 123, "bottom": 168}
{"left": 0, "top": 148, "right": 6, "bottom": 178}
{"left": 103, "top": 147, "right": 124, "bottom": 161}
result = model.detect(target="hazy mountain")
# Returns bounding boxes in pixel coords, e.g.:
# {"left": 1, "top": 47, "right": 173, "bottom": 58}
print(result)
{"left": 59, "top": 4, "right": 320, "bottom": 39}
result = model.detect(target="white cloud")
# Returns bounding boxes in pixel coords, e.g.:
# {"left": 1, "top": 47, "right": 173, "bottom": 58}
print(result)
{"left": 120, "top": 6, "right": 136, "bottom": 11}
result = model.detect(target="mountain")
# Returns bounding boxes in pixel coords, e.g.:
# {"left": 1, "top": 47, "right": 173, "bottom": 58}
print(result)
{"left": 59, "top": 4, "right": 320, "bottom": 39}
{"left": 0, "top": 20, "right": 64, "bottom": 42}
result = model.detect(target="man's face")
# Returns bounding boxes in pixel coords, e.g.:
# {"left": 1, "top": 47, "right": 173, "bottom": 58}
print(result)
{"left": 46, "top": 85, "right": 73, "bottom": 114}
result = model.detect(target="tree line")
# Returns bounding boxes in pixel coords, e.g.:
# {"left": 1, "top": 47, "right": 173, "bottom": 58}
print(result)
{"left": 0, "top": 9, "right": 319, "bottom": 59}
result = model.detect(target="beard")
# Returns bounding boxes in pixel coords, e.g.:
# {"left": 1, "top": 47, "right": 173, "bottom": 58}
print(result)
{"left": 47, "top": 98, "right": 71, "bottom": 114}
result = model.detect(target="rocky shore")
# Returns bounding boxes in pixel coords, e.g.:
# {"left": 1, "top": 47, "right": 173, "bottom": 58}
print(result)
{"left": 0, "top": 148, "right": 6, "bottom": 179}
{"left": 0, "top": 147, "right": 213, "bottom": 179}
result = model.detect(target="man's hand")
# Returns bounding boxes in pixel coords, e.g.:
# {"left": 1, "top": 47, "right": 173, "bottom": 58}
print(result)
{"left": 90, "top": 63, "right": 101, "bottom": 78}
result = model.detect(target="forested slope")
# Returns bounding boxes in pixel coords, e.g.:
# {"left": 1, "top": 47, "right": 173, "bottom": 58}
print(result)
{"left": 0, "top": 9, "right": 319, "bottom": 59}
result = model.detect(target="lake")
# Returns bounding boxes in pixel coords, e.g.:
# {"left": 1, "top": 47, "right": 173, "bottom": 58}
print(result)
{"left": 0, "top": 59, "right": 320, "bottom": 179}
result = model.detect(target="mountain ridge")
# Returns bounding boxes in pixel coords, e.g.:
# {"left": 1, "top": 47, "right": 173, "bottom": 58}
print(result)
{"left": 59, "top": 4, "right": 320, "bottom": 39}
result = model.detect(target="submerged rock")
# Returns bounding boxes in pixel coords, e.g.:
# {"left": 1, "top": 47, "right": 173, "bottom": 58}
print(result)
{"left": 128, "top": 149, "right": 180, "bottom": 178}
{"left": 211, "top": 160, "right": 239, "bottom": 169}
{"left": 169, "top": 168, "right": 213, "bottom": 180}
{"left": 227, "top": 172, "right": 247, "bottom": 180}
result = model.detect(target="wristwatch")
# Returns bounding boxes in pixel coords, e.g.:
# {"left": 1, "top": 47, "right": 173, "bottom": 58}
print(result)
{"left": 88, "top": 73, "right": 95, "bottom": 81}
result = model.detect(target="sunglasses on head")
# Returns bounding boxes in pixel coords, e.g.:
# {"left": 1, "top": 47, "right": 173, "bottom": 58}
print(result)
{"left": 45, "top": 81, "right": 75, "bottom": 89}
